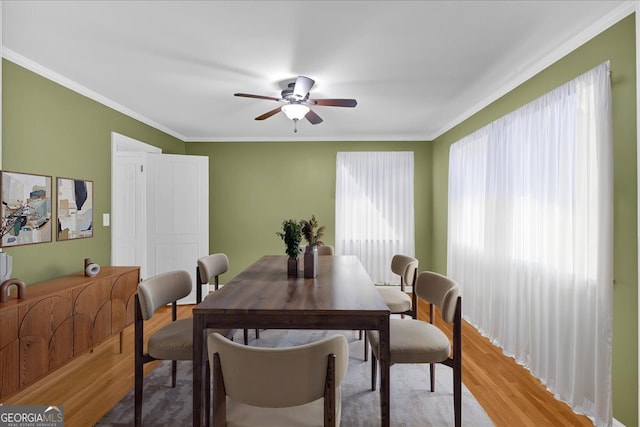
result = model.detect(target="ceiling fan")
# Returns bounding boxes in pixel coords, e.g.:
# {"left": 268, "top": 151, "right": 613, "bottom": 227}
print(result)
{"left": 234, "top": 76, "right": 357, "bottom": 132}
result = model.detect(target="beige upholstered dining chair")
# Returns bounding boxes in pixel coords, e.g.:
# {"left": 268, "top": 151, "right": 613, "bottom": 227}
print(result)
{"left": 367, "top": 271, "right": 462, "bottom": 427}
{"left": 317, "top": 245, "right": 335, "bottom": 256}
{"left": 208, "top": 332, "right": 349, "bottom": 427}
{"left": 378, "top": 254, "right": 419, "bottom": 317}
{"left": 196, "top": 253, "right": 229, "bottom": 299}
{"left": 134, "top": 270, "right": 234, "bottom": 427}
{"left": 362, "top": 254, "right": 418, "bottom": 360}
{"left": 197, "top": 253, "right": 258, "bottom": 344}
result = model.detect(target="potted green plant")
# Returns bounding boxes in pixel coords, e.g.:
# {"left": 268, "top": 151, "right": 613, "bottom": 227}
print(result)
{"left": 276, "top": 219, "right": 303, "bottom": 276}
{"left": 301, "top": 215, "right": 325, "bottom": 278}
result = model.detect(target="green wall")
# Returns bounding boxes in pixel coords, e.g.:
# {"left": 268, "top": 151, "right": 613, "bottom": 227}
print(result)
{"left": 2, "top": 59, "right": 185, "bottom": 284}
{"left": 431, "top": 14, "right": 637, "bottom": 426}
{"left": 186, "top": 141, "right": 432, "bottom": 280}
{"left": 1, "top": 12, "right": 637, "bottom": 425}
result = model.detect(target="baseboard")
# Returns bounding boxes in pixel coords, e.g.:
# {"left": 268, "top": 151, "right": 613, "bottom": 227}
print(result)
{"left": 613, "top": 417, "right": 625, "bottom": 427}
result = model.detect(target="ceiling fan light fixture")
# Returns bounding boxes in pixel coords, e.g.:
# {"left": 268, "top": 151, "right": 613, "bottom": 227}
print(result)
{"left": 281, "top": 103, "right": 310, "bottom": 121}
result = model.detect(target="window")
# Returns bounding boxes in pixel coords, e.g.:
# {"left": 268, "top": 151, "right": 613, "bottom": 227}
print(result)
{"left": 447, "top": 62, "right": 612, "bottom": 425}
{"left": 336, "top": 152, "right": 415, "bottom": 284}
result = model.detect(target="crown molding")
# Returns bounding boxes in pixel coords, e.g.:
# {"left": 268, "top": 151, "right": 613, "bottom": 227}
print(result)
{"left": 2, "top": 1, "right": 634, "bottom": 144}
{"left": 1, "top": 48, "right": 187, "bottom": 141}
{"left": 431, "top": 0, "right": 637, "bottom": 141}
{"left": 183, "top": 135, "right": 429, "bottom": 143}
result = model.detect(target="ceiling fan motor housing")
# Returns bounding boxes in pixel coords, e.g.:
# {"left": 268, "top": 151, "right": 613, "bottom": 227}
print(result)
{"left": 281, "top": 82, "right": 308, "bottom": 102}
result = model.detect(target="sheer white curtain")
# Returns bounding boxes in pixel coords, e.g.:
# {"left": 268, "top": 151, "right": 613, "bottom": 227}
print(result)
{"left": 336, "top": 152, "right": 415, "bottom": 284}
{"left": 447, "top": 62, "right": 613, "bottom": 426}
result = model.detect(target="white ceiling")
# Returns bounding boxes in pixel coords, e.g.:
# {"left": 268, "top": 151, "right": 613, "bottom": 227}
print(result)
{"left": 1, "top": 1, "right": 634, "bottom": 142}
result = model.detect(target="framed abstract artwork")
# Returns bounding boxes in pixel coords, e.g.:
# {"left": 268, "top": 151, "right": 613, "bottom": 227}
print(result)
{"left": 0, "top": 171, "right": 53, "bottom": 247}
{"left": 56, "top": 177, "right": 94, "bottom": 241}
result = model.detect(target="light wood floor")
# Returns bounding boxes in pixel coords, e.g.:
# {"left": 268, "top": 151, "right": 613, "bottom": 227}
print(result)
{"left": 3, "top": 304, "right": 593, "bottom": 427}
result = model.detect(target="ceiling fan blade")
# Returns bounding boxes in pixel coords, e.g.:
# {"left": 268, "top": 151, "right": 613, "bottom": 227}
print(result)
{"left": 293, "top": 76, "right": 315, "bottom": 99}
{"left": 308, "top": 98, "right": 357, "bottom": 107}
{"left": 255, "top": 106, "right": 282, "bottom": 120}
{"left": 305, "top": 109, "right": 323, "bottom": 125}
{"left": 235, "top": 93, "right": 281, "bottom": 102}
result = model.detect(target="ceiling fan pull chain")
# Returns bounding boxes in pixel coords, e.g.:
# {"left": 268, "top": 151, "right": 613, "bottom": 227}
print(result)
{"left": 293, "top": 118, "right": 299, "bottom": 133}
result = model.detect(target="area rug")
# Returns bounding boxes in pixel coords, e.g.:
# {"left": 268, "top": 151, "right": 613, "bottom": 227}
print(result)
{"left": 96, "top": 329, "right": 494, "bottom": 426}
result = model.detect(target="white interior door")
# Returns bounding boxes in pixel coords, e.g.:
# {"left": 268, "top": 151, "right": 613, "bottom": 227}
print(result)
{"left": 111, "top": 133, "right": 160, "bottom": 279}
{"left": 112, "top": 151, "right": 147, "bottom": 277}
{"left": 146, "top": 153, "right": 209, "bottom": 304}
{"left": 111, "top": 133, "right": 209, "bottom": 304}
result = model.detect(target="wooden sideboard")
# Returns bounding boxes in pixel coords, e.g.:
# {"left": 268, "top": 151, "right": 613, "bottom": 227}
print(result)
{"left": 0, "top": 266, "right": 140, "bottom": 400}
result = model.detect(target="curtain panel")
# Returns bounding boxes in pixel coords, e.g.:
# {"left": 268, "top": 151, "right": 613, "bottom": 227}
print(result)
{"left": 447, "top": 62, "right": 613, "bottom": 426}
{"left": 335, "top": 152, "right": 415, "bottom": 284}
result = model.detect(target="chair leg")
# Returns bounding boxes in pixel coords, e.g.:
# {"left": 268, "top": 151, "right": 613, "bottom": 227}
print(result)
{"left": 134, "top": 356, "right": 143, "bottom": 427}
{"left": 430, "top": 362, "right": 436, "bottom": 392}
{"left": 370, "top": 351, "right": 378, "bottom": 391}
{"left": 453, "top": 296, "right": 462, "bottom": 427}
{"left": 171, "top": 360, "right": 177, "bottom": 387}
{"left": 134, "top": 296, "right": 144, "bottom": 427}
{"left": 454, "top": 363, "right": 462, "bottom": 427}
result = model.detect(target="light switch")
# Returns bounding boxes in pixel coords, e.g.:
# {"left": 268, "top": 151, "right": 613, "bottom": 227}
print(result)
{"left": 103, "top": 213, "right": 110, "bottom": 227}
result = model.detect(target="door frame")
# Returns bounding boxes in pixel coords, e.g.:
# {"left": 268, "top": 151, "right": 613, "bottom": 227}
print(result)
{"left": 110, "top": 132, "right": 160, "bottom": 278}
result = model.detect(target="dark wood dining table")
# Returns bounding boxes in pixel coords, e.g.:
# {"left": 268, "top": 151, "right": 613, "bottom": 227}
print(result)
{"left": 192, "top": 254, "right": 391, "bottom": 426}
